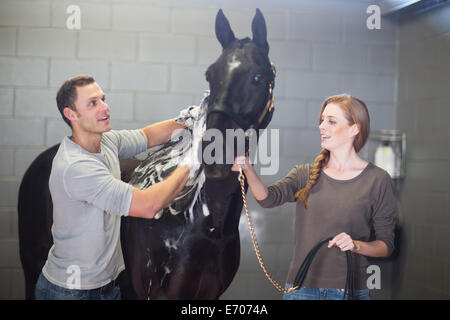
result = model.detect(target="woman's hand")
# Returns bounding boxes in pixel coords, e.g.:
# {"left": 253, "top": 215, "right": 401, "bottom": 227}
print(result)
{"left": 231, "top": 156, "right": 269, "bottom": 201}
{"left": 231, "top": 156, "right": 253, "bottom": 173}
{"left": 328, "top": 232, "right": 357, "bottom": 252}
{"left": 328, "top": 233, "right": 390, "bottom": 257}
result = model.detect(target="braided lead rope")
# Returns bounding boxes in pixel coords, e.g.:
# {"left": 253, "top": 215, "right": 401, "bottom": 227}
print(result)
{"left": 238, "top": 168, "right": 298, "bottom": 294}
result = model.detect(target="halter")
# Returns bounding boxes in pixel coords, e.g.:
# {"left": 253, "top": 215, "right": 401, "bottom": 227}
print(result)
{"left": 206, "top": 63, "right": 276, "bottom": 132}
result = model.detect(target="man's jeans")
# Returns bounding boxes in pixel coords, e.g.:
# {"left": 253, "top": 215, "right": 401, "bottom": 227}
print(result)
{"left": 34, "top": 273, "right": 121, "bottom": 300}
{"left": 283, "top": 284, "right": 371, "bottom": 300}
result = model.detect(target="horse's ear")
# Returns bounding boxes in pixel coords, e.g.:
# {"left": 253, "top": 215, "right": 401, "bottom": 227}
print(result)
{"left": 215, "top": 9, "right": 235, "bottom": 49}
{"left": 252, "top": 8, "right": 269, "bottom": 53}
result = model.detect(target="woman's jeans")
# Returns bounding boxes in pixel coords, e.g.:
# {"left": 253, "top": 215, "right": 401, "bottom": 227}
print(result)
{"left": 283, "top": 284, "right": 371, "bottom": 300}
{"left": 34, "top": 272, "right": 121, "bottom": 300}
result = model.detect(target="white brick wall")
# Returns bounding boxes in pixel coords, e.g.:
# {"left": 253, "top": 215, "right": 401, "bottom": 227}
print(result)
{"left": 52, "top": 1, "right": 112, "bottom": 30}
{"left": 196, "top": 37, "right": 221, "bottom": 65}
{"left": 14, "top": 148, "right": 46, "bottom": 177}
{"left": 111, "top": 62, "right": 168, "bottom": 91}
{"left": 342, "top": 73, "right": 396, "bottom": 103}
{"left": 285, "top": 71, "right": 341, "bottom": 99}
{"left": 270, "top": 40, "right": 311, "bottom": 69}
{"left": 105, "top": 91, "right": 134, "bottom": 122}
{"left": 140, "top": 34, "right": 196, "bottom": 64}
{"left": 0, "top": 119, "right": 45, "bottom": 146}
{"left": 78, "top": 31, "right": 137, "bottom": 60}
{"left": 368, "top": 44, "right": 396, "bottom": 73}
{"left": 288, "top": 12, "right": 342, "bottom": 42}
{"left": 45, "top": 119, "right": 71, "bottom": 147}
{"left": 343, "top": 13, "right": 396, "bottom": 45}
{"left": 270, "top": 99, "right": 308, "bottom": 129}
{"left": 49, "top": 59, "right": 109, "bottom": 88}
{"left": 312, "top": 43, "right": 369, "bottom": 72}
{"left": 0, "top": 27, "right": 16, "bottom": 56}
{"left": 135, "top": 93, "right": 193, "bottom": 122}
{"left": 0, "top": 0, "right": 399, "bottom": 299}
{"left": 0, "top": 88, "right": 14, "bottom": 116}
{"left": 15, "top": 88, "right": 57, "bottom": 118}
{"left": 0, "top": 57, "right": 48, "bottom": 86}
{"left": 171, "top": 7, "right": 217, "bottom": 36}
{"left": 0, "top": 149, "right": 14, "bottom": 176}
{"left": 0, "top": 0, "right": 50, "bottom": 27}
{"left": 0, "top": 179, "right": 20, "bottom": 207}
{"left": 18, "top": 28, "right": 77, "bottom": 58}
{"left": 170, "top": 65, "right": 207, "bottom": 94}
{"left": 112, "top": 4, "right": 169, "bottom": 32}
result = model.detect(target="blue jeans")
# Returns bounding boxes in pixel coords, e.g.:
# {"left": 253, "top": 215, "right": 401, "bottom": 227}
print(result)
{"left": 283, "top": 284, "right": 370, "bottom": 300}
{"left": 34, "top": 273, "right": 121, "bottom": 300}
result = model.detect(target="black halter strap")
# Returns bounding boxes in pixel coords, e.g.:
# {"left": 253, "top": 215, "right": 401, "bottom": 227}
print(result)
{"left": 292, "top": 237, "right": 355, "bottom": 300}
{"left": 207, "top": 63, "right": 276, "bottom": 132}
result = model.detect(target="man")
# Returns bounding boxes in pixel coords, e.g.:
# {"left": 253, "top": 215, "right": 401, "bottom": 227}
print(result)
{"left": 35, "top": 75, "right": 191, "bottom": 300}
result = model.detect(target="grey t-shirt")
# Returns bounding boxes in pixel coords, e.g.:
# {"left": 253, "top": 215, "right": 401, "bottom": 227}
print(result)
{"left": 257, "top": 162, "right": 397, "bottom": 290}
{"left": 42, "top": 129, "right": 147, "bottom": 290}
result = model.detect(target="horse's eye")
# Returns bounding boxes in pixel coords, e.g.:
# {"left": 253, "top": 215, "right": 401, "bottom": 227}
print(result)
{"left": 252, "top": 74, "right": 263, "bottom": 85}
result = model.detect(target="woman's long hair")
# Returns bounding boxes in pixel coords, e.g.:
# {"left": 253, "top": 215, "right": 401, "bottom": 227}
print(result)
{"left": 294, "top": 94, "right": 370, "bottom": 208}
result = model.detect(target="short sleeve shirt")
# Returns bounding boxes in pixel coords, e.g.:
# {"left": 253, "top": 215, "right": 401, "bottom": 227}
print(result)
{"left": 42, "top": 129, "right": 147, "bottom": 290}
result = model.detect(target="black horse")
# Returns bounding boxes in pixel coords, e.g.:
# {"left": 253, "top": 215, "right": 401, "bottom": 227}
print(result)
{"left": 18, "top": 8, "right": 275, "bottom": 300}
{"left": 122, "top": 8, "right": 275, "bottom": 300}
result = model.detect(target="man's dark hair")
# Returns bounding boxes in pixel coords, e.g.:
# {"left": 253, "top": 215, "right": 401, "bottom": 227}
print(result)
{"left": 56, "top": 75, "right": 95, "bottom": 128}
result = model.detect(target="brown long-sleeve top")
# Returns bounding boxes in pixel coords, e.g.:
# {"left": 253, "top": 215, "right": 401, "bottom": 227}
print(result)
{"left": 257, "top": 162, "right": 397, "bottom": 290}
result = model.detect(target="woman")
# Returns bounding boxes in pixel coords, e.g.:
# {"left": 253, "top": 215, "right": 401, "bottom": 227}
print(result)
{"left": 232, "top": 94, "right": 396, "bottom": 300}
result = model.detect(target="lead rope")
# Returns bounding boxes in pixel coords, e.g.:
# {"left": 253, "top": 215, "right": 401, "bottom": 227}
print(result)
{"left": 238, "top": 167, "right": 298, "bottom": 294}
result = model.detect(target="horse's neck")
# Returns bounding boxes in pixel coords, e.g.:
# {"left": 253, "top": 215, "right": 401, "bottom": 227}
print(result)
{"left": 204, "top": 174, "right": 243, "bottom": 235}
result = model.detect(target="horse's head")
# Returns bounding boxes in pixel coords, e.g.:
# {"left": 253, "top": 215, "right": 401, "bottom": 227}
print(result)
{"left": 203, "top": 8, "right": 275, "bottom": 179}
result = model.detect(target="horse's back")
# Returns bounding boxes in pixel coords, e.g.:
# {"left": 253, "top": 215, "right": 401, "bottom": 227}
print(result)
{"left": 18, "top": 144, "right": 59, "bottom": 299}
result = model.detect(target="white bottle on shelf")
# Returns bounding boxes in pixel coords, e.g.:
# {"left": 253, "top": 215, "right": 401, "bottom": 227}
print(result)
{"left": 374, "top": 142, "right": 396, "bottom": 178}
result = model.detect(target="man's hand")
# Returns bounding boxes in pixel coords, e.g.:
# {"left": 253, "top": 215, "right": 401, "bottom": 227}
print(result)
{"left": 177, "top": 145, "right": 201, "bottom": 179}
{"left": 129, "top": 166, "right": 190, "bottom": 219}
{"left": 176, "top": 105, "right": 201, "bottom": 130}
